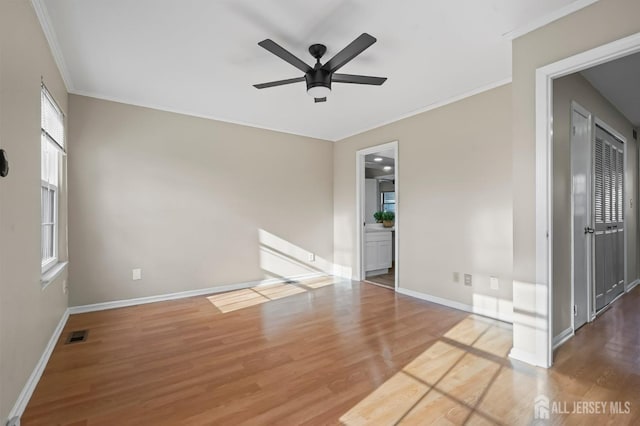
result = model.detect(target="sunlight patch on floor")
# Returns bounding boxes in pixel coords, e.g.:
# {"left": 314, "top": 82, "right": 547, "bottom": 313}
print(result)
{"left": 207, "top": 277, "right": 336, "bottom": 313}
{"left": 340, "top": 315, "right": 524, "bottom": 425}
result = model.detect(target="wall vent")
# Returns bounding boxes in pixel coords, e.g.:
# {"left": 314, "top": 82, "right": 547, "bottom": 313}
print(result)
{"left": 65, "top": 330, "right": 88, "bottom": 344}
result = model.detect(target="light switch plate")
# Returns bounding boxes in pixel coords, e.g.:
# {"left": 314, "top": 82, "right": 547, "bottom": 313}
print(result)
{"left": 132, "top": 268, "right": 142, "bottom": 280}
{"left": 490, "top": 276, "right": 499, "bottom": 290}
{"left": 453, "top": 272, "right": 459, "bottom": 283}
{"left": 308, "top": 253, "right": 315, "bottom": 262}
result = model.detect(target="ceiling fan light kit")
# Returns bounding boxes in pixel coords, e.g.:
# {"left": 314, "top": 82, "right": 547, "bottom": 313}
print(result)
{"left": 254, "top": 33, "right": 387, "bottom": 103}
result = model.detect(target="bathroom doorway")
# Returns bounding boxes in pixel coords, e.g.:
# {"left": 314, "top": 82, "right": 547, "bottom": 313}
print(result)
{"left": 356, "top": 141, "right": 398, "bottom": 290}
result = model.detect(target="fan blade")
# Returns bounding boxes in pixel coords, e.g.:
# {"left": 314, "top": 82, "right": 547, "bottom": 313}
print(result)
{"left": 321, "top": 33, "right": 376, "bottom": 73}
{"left": 253, "top": 77, "right": 305, "bottom": 89}
{"left": 332, "top": 73, "right": 387, "bottom": 85}
{"left": 314, "top": 97, "right": 327, "bottom": 103}
{"left": 258, "top": 39, "right": 312, "bottom": 73}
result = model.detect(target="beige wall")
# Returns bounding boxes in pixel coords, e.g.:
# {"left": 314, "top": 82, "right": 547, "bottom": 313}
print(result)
{"left": 67, "top": 95, "right": 334, "bottom": 306}
{"left": 334, "top": 84, "right": 513, "bottom": 321}
{"left": 512, "top": 0, "right": 640, "bottom": 357}
{"left": 552, "top": 72, "right": 638, "bottom": 336}
{"left": 0, "top": 0, "right": 69, "bottom": 420}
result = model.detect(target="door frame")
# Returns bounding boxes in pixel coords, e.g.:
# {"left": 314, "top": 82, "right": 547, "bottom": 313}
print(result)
{"left": 570, "top": 100, "right": 592, "bottom": 336}
{"left": 355, "top": 140, "right": 399, "bottom": 291}
{"left": 535, "top": 31, "right": 640, "bottom": 367}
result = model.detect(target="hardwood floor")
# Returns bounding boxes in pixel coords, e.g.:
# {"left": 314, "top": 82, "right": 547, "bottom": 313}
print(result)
{"left": 365, "top": 265, "right": 395, "bottom": 289}
{"left": 21, "top": 278, "right": 640, "bottom": 425}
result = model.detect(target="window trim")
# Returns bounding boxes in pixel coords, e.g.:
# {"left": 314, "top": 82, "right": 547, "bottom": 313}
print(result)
{"left": 40, "top": 83, "right": 64, "bottom": 275}
{"left": 381, "top": 190, "right": 396, "bottom": 213}
{"left": 41, "top": 178, "right": 59, "bottom": 274}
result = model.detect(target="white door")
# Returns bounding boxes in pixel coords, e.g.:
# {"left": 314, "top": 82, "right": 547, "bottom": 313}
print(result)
{"left": 593, "top": 125, "right": 625, "bottom": 312}
{"left": 571, "top": 104, "right": 591, "bottom": 330}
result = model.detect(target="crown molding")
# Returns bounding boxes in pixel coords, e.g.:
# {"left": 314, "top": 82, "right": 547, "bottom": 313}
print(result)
{"left": 31, "top": 0, "right": 74, "bottom": 91}
{"left": 502, "top": 0, "right": 598, "bottom": 40}
{"left": 333, "top": 78, "right": 512, "bottom": 142}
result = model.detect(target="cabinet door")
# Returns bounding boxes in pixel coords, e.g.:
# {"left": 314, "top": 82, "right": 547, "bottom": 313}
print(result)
{"left": 378, "top": 240, "right": 392, "bottom": 269}
{"left": 365, "top": 241, "right": 378, "bottom": 271}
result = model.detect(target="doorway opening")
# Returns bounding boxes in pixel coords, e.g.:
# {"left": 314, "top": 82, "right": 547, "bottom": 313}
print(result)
{"left": 356, "top": 141, "right": 399, "bottom": 290}
{"left": 568, "top": 100, "right": 628, "bottom": 341}
{"left": 536, "top": 33, "right": 640, "bottom": 366}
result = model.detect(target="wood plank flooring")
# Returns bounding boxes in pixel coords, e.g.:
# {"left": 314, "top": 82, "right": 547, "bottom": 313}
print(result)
{"left": 365, "top": 265, "right": 395, "bottom": 289}
{"left": 21, "top": 278, "right": 640, "bottom": 425}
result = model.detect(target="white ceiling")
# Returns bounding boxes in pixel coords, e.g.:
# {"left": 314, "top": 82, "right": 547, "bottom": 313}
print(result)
{"left": 37, "top": 0, "right": 591, "bottom": 141}
{"left": 581, "top": 51, "right": 640, "bottom": 127}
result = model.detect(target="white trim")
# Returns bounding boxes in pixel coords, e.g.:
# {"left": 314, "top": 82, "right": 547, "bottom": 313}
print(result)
{"left": 335, "top": 79, "right": 511, "bottom": 142}
{"left": 355, "top": 141, "right": 399, "bottom": 290}
{"left": 502, "top": 0, "right": 599, "bottom": 40}
{"left": 393, "top": 143, "right": 399, "bottom": 292}
{"left": 595, "top": 118, "right": 626, "bottom": 143}
{"left": 626, "top": 279, "right": 640, "bottom": 293}
{"left": 7, "top": 308, "right": 69, "bottom": 422}
{"left": 552, "top": 327, "right": 574, "bottom": 350}
{"left": 570, "top": 101, "right": 592, "bottom": 335}
{"left": 73, "top": 79, "right": 510, "bottom": 145}
{"left": 535, "top": 64, "right": 553, "bottom": 369}
{"left": 69, "top": 89, "right": 331, "bottom": 142}
{"left": 534, "top": 30, "right": 640, "bottom": 369}
{"left": 40, "top": 261, "right": 68, "bottom": 289}
{"left": 509, "top": 348, "right": 545, "bottom": 367}
{"left": 68, "top": 272, "right": 327, "bottom": 314}
{"left": 396, "top": 287, "right": 513, "bottom": 324}
{"left": 31, "top": 0, "right": 73, "bottom": 91}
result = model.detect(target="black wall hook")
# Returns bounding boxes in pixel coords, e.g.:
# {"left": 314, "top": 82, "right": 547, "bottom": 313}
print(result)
{"left": 0, "top": 149, "right": 9, "bottom": 177}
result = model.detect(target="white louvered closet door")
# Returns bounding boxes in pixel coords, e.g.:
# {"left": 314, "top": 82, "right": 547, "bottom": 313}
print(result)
{"left": 593, "top": 125, "right": 624, "bottom": 312}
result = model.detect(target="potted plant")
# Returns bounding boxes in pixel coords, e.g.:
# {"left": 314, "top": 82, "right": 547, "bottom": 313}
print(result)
{"left": 382, "top": 211, "right": 395, "bottom": 228}
{"left": 373, "top": 211, "right": 384, "bottom": 223}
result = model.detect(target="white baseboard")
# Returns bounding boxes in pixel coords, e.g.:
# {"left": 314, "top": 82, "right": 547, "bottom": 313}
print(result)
{"left": 508, "top": 347, "right": 547, "bottom": 367}
{"left": 395, "top": 287, "right": 513, "bottom": 324}
{"left": 626, "top": 278, "right": 640, "bottom": 293}
{"left": 68, "top": 272, "right": 327, "bottom": 314}
{"left": 332, "top": 264, "right": 353, "bottom": 280}
{"left": 552, "top": 327, "right": 574, "bottom": 350}
{"left": 8, "top": 308, "right": 70, "bottom": 422}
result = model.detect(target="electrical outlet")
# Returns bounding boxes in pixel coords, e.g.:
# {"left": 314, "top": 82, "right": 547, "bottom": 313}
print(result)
{"left": 490, "top": 276, "right": 499, "bottom": 290}
{"left": 132, "top": 268, "right": 142, "bottom": 280}
{"left": 63, "top": 279, "right": 68, "bottom": 295}
{"left": 308, "top": 253, "right": 315, "bottom": 262}
{"left": 464, "top": 274, "right": 472, "bottom": 286}
{"left": 453, "top": 272, "right": 459, "bottom": 283}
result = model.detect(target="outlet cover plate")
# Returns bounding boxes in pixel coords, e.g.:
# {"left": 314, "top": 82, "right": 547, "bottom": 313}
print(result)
{"left": 464, "top": 274, "right": 472, "bottom": 286}
{"left": 490, "top": 276, "right": 499, "bottom": 290}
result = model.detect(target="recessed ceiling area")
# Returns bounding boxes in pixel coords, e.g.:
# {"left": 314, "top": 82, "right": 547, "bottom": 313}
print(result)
{"left": 365, "top": 149, "right": 394, "bottom": 178}
{"left": 38, "top": 0, "right": 590, "bottom": 141}
{"left": 581, "top": 51, "right": 640, "bottom": 127}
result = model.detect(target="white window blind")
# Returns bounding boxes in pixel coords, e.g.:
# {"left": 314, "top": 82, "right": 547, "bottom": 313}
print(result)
{"left": 41, "top": 85, "right": 65, "bottom": 151}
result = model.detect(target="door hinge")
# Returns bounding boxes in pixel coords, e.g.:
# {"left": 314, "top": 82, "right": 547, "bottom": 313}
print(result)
{"left": 573, "top": 126, "right": 576, "bottom": 136}
{"left": 573, "top": 304, "right": 577, "bottom": 316}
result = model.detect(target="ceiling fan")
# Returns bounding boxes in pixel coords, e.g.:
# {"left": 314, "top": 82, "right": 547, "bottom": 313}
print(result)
{"left": 253, "top": 33, "right": 387, "bottom": 103}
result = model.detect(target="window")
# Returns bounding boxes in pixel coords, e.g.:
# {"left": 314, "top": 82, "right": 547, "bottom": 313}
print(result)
{"left": 381, "top": 191, "right": 395, "bottom": 213}
{"left": 41, "top": 85, "right": 64, "bottom": 272}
